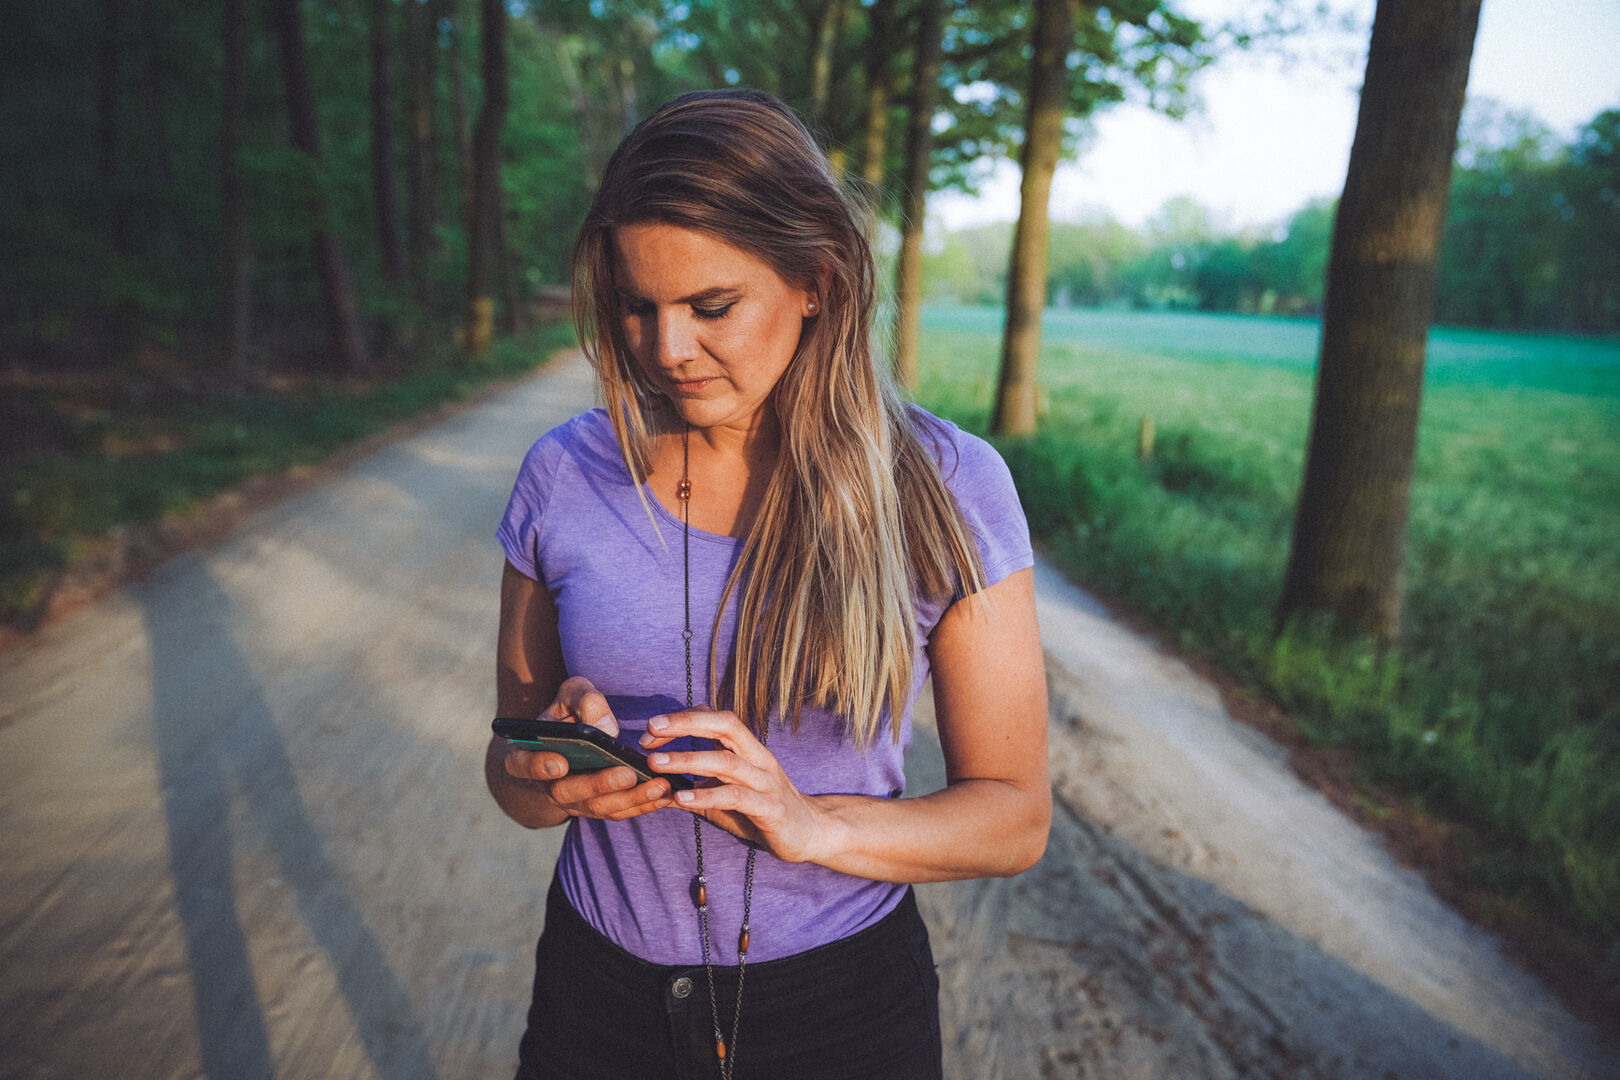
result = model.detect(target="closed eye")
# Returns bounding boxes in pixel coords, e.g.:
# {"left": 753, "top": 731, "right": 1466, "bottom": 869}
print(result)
{"left": 692, "top": 302, "right": 734, "bottom": 321}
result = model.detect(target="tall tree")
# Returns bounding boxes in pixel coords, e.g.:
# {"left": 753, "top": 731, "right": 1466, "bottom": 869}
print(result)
{"left": 370, "top": 0, "right": 408, "bottom": 293}
{"left": 221, "top": 0, "right": 250, "bottom": 376}
{"left": 859, "top": 0, "right": 897, "bottom": 191}
{"left": 405, "top": 0, "right": 441, "bottom": 321}
{"left": 990, "top": 0, "right": 1073, "bottom": 436}
{"left": 891, "top": 0, "right": 944, "bottom": 389}
{"left": 270, "top": 0, "right": 371, "bottom": 375}
{"left": 465, "top": 0, "right": 510, "bottom": 360}
{"left": 988, "top": 0, "right": 1207, "bottom": 435}
{"left": 1277, "top": 0, "right": 1483, "bottom": 644}
{"left": 809, "top": 0, "right": 845, "bottom": 131}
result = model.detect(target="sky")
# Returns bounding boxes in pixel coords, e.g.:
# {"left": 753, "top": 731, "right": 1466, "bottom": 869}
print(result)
{"left": 933, "top": 0, "right": 1620, "bottom": 234}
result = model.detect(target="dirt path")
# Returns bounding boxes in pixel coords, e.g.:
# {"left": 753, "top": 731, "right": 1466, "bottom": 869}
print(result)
{"left": 1, "top": 354, "right": 1613, "bottom": 1079}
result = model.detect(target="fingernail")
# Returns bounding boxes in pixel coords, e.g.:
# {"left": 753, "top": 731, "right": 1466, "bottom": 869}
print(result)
{"left": 542, "top": 758, "right": 564, "bottom": 778}
{"left": 649, "top": 752, "right": 670, "bottom": 767}
{"left": 638, "top": 732, "right": 655, "bottom": 747}
{"left": 675, "top": 789, "right": 695, "bottom": 804}
{"left": 648, "top": 715, "right": 669, "bottom": 732}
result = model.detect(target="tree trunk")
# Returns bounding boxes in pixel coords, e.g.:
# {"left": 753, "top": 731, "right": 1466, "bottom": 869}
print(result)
{"left": 860, "top": 0, "right": 894, "bottom": 191}
{"left": 405, "top": 0, "right": 440, "bottom": 323}
{"left": 891, "top": 0, "right": 942, "bottom": 390}
{"left": 1276, "top": 0, "right": 1482, "bottom": 644}
{"left": 98, "top": 0, "right": 135, "bottom": 357}
{"left": 809, "top": 0, "right": 843, "bottom": 130}
{"left": 991, "top": 0, "right": 1073, "bottom": 437}
{"left": 443, "top": 0, "right": 473, "bottom": 211}
{"left": 370, "top": 0, "right": 407, "bottom": 290}
{"left": 465, "top": 0, "right": 509, "bottom": 360}
{"left": 136, "top": 0, "right": 174, "bottom": 186}
{"left": 271, "top": 0, "right": 371, "bottom": 376}
{"left": 222, "top": 0, "right": 251, "bottom": 377}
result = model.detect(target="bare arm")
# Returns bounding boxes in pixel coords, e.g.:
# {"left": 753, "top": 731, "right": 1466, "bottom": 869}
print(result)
{"left": 641, "top": 567, "right": 1051, "bottom": 881}
{"left": 486, "top": 560, "right": 677, "bottom": 828}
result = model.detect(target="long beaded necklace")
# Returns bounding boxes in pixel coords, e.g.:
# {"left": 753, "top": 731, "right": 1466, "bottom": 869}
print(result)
{"left": 679, "top": 425, "right": 757, "bottom": 1078}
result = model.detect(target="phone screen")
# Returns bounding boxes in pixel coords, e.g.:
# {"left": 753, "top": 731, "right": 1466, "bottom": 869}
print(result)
{"left": 492, "top": 718, "right": 695, "bottom": 790}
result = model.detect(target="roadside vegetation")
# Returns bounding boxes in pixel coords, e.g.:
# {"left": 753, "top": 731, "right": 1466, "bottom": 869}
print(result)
{"left": 1, "top": 323, "right": 575, "bottom": 626}
{"left": 916, "top": 304, "right": 1620, "bottom": 991}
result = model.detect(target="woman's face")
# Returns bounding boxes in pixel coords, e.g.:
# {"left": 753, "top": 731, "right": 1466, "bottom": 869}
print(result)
{"left": 612, "top": 222, "right": 818, "bottom": 438}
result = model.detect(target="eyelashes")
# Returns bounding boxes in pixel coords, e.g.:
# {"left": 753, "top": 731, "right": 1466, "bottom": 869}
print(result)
{"left": 621, "top": 300, "right": 736, "bottom": 322}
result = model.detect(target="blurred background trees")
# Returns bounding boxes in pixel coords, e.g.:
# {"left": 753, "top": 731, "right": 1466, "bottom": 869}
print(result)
{"left": 4, "top": 1, "right": 1612, "bottom": 384}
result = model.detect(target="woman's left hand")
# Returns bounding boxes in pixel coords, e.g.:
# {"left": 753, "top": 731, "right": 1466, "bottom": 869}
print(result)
{"left": 639, "top": 709, "right": 830, "bottom": 864}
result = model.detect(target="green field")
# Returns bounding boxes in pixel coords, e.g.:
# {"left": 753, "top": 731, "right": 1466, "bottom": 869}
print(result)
{"left": 915, "top": 304, "right": 1620, "bottom": 981}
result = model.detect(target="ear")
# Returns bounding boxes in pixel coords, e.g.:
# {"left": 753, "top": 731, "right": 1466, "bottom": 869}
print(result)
{"left": 803, "top": 265, "right": 834, "bottom": 317}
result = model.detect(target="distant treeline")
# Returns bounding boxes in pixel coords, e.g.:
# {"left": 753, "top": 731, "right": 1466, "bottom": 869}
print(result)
{"left": 926, "top": 101, "right": 1620, "bottom": 335}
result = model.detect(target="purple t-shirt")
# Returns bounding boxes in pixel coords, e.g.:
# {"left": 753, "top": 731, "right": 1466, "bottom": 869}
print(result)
{"left": 497, "top": 406, "right": 1031, "bottom": 964}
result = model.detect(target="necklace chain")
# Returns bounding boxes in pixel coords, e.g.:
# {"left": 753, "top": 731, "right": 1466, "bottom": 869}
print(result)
{"left": 682, "top": 426, "right": 756, "bottom": 1079}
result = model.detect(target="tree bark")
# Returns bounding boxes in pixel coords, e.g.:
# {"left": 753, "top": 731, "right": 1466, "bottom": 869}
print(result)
{"left": 271, "top": 0, "right": 371, "bottom": 376}
{"left": 370, "top": 0, "right": 407, "bottom": 290}
{"left": 991, "top": 0, "right": 1073, "bottom": 437}
{"left": 860, "top": 0, "right": 894, "bottom": 191}
{"left": 405, "top": 0, "right": 440, "bottom": 322}
{"left": 809, "top": 0, "right": 844, "bottom": 130}
{"left": 1277, "top": 0, "right": 1482, "bottom": 644}
{"left": 442, "top": 0, "right": 473, "bottom": 212}
{"left": 222, "top": 0, "right": 251, "bottom": 377}
{"left": 891, "top": 0, "right": 942, "bottom": 390}
{"left": 136, "top": 0, "right": 173, "bottom": 186}
{"left": 465, "top": 0, "right": 509, "bottom": 360}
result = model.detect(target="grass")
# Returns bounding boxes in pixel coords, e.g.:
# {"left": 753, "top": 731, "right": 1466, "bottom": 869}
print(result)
{"left": 1, "top": 322, "right": 577, "bottom": 624}
{"left": 915, "top": 304, "right": 1620, "bottom": 988}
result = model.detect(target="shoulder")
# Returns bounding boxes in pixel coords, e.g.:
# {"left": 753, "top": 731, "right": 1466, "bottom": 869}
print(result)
{"left": 500, "top": 409, "right": 625, "bottom": 579}
{"left": 904, "top": 404, "right": 1016, "bottom": 501}
{"left": 903, "top": 403, "right": 1032, "bottom": 586}
{"left": 514, "top": 408, "right": 619, "bottom": 484}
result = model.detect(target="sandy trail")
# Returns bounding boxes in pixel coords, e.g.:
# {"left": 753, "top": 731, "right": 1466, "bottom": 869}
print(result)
{"left": 0, "top": 354, "right": 1612, "bottom": 1079}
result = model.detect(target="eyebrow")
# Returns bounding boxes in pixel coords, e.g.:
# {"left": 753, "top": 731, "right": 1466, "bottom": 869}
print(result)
{"left": 615, "top": 285, "right": 743, "bottom": 306}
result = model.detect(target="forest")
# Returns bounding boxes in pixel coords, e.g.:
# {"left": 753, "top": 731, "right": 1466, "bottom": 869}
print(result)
{"left": 5, "top": 0, "right": 1615, "bottom": 385}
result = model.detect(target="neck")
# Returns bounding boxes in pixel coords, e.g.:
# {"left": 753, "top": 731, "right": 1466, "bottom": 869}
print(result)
{"left": 686, "top": 409, "right": 781, "bottom": 474}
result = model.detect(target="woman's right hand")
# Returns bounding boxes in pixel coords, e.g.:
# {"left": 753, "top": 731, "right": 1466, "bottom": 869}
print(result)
{"left": 502, "top": 676, "right": 676, "bottom": 821}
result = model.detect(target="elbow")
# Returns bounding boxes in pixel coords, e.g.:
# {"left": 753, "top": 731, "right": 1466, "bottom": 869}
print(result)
{"left": 993, "top": 782, "right": 1052, "bottom": 877}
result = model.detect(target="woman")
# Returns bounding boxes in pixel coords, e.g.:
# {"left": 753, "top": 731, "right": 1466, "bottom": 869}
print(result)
{"left": 487, "top": 88, "right": 1049, "bottom": 1079}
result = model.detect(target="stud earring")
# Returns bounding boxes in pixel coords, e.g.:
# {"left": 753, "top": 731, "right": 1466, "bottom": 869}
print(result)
{"left": 806, "top": 299, "right": 819, "bottom": 315}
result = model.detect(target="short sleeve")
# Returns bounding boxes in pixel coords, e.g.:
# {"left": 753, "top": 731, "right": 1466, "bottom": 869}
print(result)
{"left": 912, "top": 408, "right": 1034, "bottom": 593}
{"left": 496, "top": 430, "right": 567, "bottom": 581}
{"left": 941, "top": 428, "right": 1034, "bottom": 590}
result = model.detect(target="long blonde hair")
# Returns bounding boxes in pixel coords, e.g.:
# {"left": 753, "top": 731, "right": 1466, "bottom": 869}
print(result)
{"left": 573, "top": 89, "right": 985, "bottom": 746}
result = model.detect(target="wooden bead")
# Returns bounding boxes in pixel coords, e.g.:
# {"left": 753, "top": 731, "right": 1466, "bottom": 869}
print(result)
{"left": 737, "top": 928, "right": 750, "bottom": 955}
{"left": 716, "top": 1039, "right": 727, "bottom": 1060}
{"left": 696, "top": 880, "right": 707, "bottom": 908}
{"left": 677, "top": 478, "right": 692, "bottom": 501}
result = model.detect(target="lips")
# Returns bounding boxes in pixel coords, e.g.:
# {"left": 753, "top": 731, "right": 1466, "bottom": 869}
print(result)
{"left": 668, "top": 377, "right": 717, "bottom": 395}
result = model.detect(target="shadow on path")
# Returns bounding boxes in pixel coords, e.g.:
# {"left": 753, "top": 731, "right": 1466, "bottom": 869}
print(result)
{"left": 145, "top": 566, "right": 439, "bottom": 1080}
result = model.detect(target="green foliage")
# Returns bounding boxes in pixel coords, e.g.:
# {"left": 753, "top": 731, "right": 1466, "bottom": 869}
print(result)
{"left": 915, "top": 303, "right": 1620, "bottom": 983}
{"left": 926, "top": 97, "right": 1620, "bottom": 333}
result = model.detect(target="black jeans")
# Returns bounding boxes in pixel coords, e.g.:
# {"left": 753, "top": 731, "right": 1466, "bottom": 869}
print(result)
{"left": 515, "top": 877, "right": 944, "bottom": 1080}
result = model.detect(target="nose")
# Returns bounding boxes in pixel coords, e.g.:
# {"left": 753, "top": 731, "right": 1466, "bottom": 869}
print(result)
{"left": 654, "top": 310, "right": 701, "bottom": 368}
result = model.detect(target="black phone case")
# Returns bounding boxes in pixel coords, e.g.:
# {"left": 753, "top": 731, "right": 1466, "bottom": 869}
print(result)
{"left": 492, "top": 717, "right": 695, "bottom": 790}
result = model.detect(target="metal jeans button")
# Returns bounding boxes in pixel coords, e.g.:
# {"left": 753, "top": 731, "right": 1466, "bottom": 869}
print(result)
{"left": 671, "top": 976, "right": 694, "bottom": 999}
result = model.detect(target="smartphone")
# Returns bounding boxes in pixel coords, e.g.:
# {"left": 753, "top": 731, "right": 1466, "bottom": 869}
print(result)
{"left": 492, "top": 717, "right": 694, "bottom": 791}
